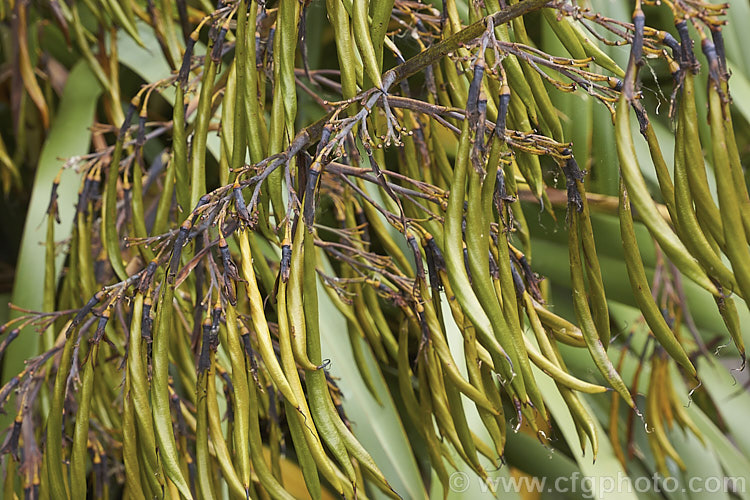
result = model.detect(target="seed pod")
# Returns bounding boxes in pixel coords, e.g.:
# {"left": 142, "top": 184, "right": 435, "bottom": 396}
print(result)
{"left": 569, "top": 212, "right": 634, "bottom": 408}
{"left": 619, "top": 179, "right": 696, "bottom": 376}
{"left": 615, "top": 94, "right": 718, "bottom": 296}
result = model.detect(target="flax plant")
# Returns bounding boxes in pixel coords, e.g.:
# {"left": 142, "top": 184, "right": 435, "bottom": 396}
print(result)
{"left": 1, "top": 0, "right": 750, "bottom": 498}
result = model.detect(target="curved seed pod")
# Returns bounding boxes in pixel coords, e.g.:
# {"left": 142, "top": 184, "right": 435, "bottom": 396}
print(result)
{"left": 127, "top": 293, "right": 164, "bottom": 494}
{"left": 130, "top": 111, "right": 155, "bottom": 263}
{"left": 673, "top": 98, "right": 737, "bottom": 292}
{"left": 369, "top": 0, "right": 395, "bottom": 73}
{"left": 631, "top": 104, "right": 677, "bottom": 222}
{"left": 102, "top": 103, "right": 135, "bottom": 282}
{"left": 284, "top": 397, "right": 323, "bottom": 500}
{"left": 542, "top": 8, "right": 587, "bottom": 60}
{"left": 151, "top": 284, "right": 193, "bottom": 500}
{"left": 362, "top": 286, "right": 398, "bottom": 360}
{"left": 277, "top": 277, "right": 347, "bottom": 495}
{"left": 76, "top": 210, "right": 96, "bottom": 305}
{"left": 103, "top": 0, "right": 142, "bottom": 46}
{"left": 708, "top": 83, "right": 750, "bottom": 320}
{"left": 480, "top": 361, "right": 507, "bottom": 443}
{"left": 230, "top": 0, "right": 249, "bottom": 185}
{"left": 508, "top": 100, "right": 545, "bottom": 202}
{"left": 297, "top": 236, "right": 358, "bottom": 485}
{"left": 237, "top": 229, "right": 300, "bottom": 407}
{"left": 432, "top": 272, "right": 508, "bottom": 446}
{"left": 483, "top": 4, "right": 541, "bottom": 128}
{"left": 548, "top": 339, "right": 599, "bottom": 458}
{"left": 468, "top": 136, "right": 546, "bottom": 418}
{"left": 609, "top": 346, "right": 629, "bottom": 467}
{"left": 564, "top": 386, "right": 599, "bottom": 458}
{"left": 396, "top": 320, "right": 424, "bottom": 427}
{"left": 122, "top": 375, "right": 146, "bottom": 500}
{"left": 678, "top": 73, "right": 726, "bottom": 249}
{"left": 248, "top": 231, "right": 277, "bottom": 296}
{"left": 267, "top": 0, "right": 302, "bottom": 223}
{"left": 569, "top": 213, "right": 635, "bottom": 408}
{"left": 528, "top": 310, "right": 602, "bottom": 458}
{"left": 188, "top": 39, "right": 217, "bottom": 210}
{"left": 615, "top": 96, "right": 718, "bottom": 297}
{"left": 417, "top": 346, "right": 471, "bottom": 467}
{"left": 461, "top": 320, "right": 506, "bottom": 456}
{"left": 566, "top": 17, "right": 625, "bottom": 78}
{"left": 306, "top": 235, "right": 397, "bottom": 496}
{"left": 286, "top": 221, "right": 318, "bottom": 370}
{"left": 399, "top": 325, "right": 451, "bottom": 495}
{"left": 418, "top": 298, "right": 499, "bottom": 413}
{"left": 243, "top": 0, "right": 268, "bottom": 163}
{"left": 508, "top": 6, "right": 564, "bottom": 142}
{"left": 427, "top": 346, "right": 486, "bottom": 478}
{"left": 347, "top": 314, "right": 383, "bottom": 401}
{"left": 350, "top": 285, "right": 388, "bottom": 362}
{"left": 646, "top": 354, "right": 685, "bottom": 473}
{"left": 619, "top": 179, "right": 696, "bottom": 376}
{"left": 714, "top": 76, "right": 750, "bottom": 239}
{"left": 70, "top": 310, "right": 109, "bottom": 499}
{"left": 443, "top": 119, "right": 522, "bottom": 401}
{"left": 45, "top": 320, "right": 75, "bottom": 500}
{"left": 714, "top": 294, "right": 745, "bottom": 362}
{"left": 531, "top": 302, "right": 586, "bottom": 348}
{"left": 565, "top": 155, "right": 611, "bottom": 349}
{"left": 205, "top": 350, "right": 253, "bottom": 499}
{"left": 152, "top": 151, "right": 176, "bottom": 235}
{"left": 666, "top": 373, "right": 704, "bottom": 445}
{"left": 523, "top": 336, "right": 608, "bottom": 394}
{"left": 195, "top": 316, "right": 216, "bottom": 500}
{"left": 351, "top": 0, "right": 382, "bottom": 90}
{"left": 317, "top": 258, "right": 382, "bottom": 401}
{"left": 354, "top": 178, "right": 413, "bottom": 274}
{"left": 171, "top": 85, "right": 190, "bottom": 220}
{"left": 246, "top": 380, "right": 296, "bottom": 500}
{"left": 221, "top": 304, "right": 253, "bottom": 491}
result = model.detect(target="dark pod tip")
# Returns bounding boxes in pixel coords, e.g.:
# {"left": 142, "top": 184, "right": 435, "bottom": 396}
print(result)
{"left": 136, "top": 116, "right": 147, "bottom": 147}
{"left": 701, "top": 38, "right": 722, "bottom": 86}
{"left": 279, "top": 243, "right": 292, "bottom": 283}
{"left": 562, "top": 155, "right": 585, "bottom": 213}
{"left": 407, "top": 234, "right": 425, "bottom": 283}
{"left": 210, "top": 27, "right": 228, "bottom": 63}
{"left": 631, "top": 8, "right": 645, "bottom": 66}
{"left": 178, "top": 38, "right": 195, "bottom": 88}
{"left": 710, "top": 27, "right": 728, "bottom": 77}
{"left": 303, "top": 168, "right": 321, "bottom": 229}
{"left": 119, "top": 103, "right": 137, "bottom": 141}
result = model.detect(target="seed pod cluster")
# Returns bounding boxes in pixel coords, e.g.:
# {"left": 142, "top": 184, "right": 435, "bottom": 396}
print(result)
{"left": 0, "top": 0, "right": 747, "bottom": 497}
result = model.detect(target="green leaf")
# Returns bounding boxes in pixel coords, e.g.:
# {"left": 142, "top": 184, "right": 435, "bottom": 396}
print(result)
{"left": 723, "top": 0, "right": 750, "bottom": 77}
{"left": 726, "top": 61, "right": 750, "bottom": 127}
{"left": 673, "top": 430, "right": 728, "bottom": 500}
{"left": 696, "top": 357, "right": 750, "bottom": 458}
{"left": 529, "top": 337, "right": 639, "bottom": 500}
{"left": 682, "top": 407, "right": 750, "bottom": 500}
{"left": 671, "top": 369, "right": 750, "bottom": 500}
{"left": 430, "top": 296, "right": 521, "bottom": 499}
{"left": 2, "top": 62, "right": 102, "bottom": 420}
{"left": 316, "top": 281, "right": 427, "bottom": 499}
